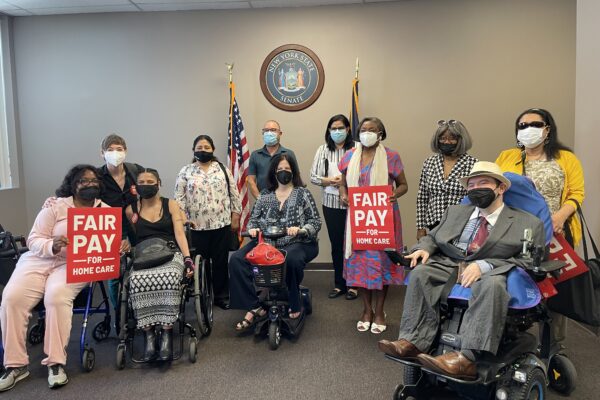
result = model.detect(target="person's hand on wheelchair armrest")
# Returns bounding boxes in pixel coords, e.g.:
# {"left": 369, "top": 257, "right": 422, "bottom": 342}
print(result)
{"left": 405, "top": 249, "right": 430, "bottom": 268}
{"left": 183, "top": 256, "right": 195, "bottom": 280}
{"left": 248, "top": 228, "right": 260, "bottom": 238}
{"left": 460, "top": 263, "right": 482, "bottom": 288}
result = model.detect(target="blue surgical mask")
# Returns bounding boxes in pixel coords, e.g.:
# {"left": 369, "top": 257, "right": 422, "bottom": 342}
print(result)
{"left": 263, "top": 130, "right": 279, "bottom": 146}
{"left": 329, "top": 129, "right": 347, "bottom": 144}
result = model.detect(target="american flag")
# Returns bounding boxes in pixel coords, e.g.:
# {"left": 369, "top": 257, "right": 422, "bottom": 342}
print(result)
{"left": 227, "top": 82, "right": 250, "bottom": 231}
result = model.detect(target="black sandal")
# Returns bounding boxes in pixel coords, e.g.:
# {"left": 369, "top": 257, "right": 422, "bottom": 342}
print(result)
{"left": 235, "top": 308, "right": 266, "bottom": 332}
{"left": 346, "top": 288, "right": 358, "bottom": 300}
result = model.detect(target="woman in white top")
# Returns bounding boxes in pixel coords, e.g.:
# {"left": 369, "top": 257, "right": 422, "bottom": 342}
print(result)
{"left": 174, "top": 135, "right": 242, "bottom": 309}
{"left": 310, "top": 114, "right": 357, "bottom": 300}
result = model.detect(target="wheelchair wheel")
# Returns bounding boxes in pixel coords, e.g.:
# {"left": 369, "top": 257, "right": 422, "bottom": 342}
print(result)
{"left": 199, "top": 257, "right": 214, "bottom": 336}
{"left": 27, "top": 323, "right": 44, "bottom": 345}
{"left": 82, "top": 348, "right": 95, "bottom": 372}
{"left": 268, "top": 321, "right": 281, "bottom": 350}
{"left": 192, "top": 255, "right": 208, "bottom": 337}
{"left": 548, "top": 354, "right": 577, "bottom": 395}
{"left": 92, "top": 317, "right": 111, "bottom": 341}
{"left": 189, "top": 337, "right": 198, "bottom": 363}
{"left": 511, "top": 368, "right": 546, "bottom": 400}
{"left": 116, "top": 344, "right": 126, "bottom": 370}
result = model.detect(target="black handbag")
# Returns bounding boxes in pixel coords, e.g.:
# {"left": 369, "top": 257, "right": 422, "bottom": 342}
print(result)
{"left": 547, "top": 201, "right": 600, "bottom": 327}
{"left": 217, "top": 162, "right": 241, "bottom": 251}
{"left": 132, "top": 238, "right": 178, "bottom": 270}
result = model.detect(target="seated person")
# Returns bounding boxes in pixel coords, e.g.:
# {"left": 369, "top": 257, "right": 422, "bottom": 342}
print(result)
{"left": 125, "top": 168, "right": 193, "bottom": 361}
{"left": 0, "top": 165, "right": 123, "bottom": 391}
{"left": 378, "top": 161, "right": 545, "bottom": 380}
{"left": 229, "top": 153, "right": 321, "bottom": 331}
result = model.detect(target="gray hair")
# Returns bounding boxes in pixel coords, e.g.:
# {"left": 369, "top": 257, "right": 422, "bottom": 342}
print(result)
{"left": 430, "top": 120, "right": 472, "bottom": 156}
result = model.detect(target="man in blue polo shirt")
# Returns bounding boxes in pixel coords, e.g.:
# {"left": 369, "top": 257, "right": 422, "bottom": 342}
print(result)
{"left": 247, "top": 120, "right": 297, "bottom": 198}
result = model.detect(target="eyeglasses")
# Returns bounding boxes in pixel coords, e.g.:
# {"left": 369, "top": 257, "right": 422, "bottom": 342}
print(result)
{"left": 78, "top": 178, "right": 100, "bottom": 186}
{"left": 437, "top": 119, "right": 458, "bottom": 127}
{"left": 517, "top": 121, "right": 546, "bottom": 130}
{"left": 438, "top": 135, "right": 459, "bottom": 144}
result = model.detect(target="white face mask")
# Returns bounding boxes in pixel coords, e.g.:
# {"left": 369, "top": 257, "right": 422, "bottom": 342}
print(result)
{"left": 359, "top": 131, "right": 379, "bottom": 148}
{"left": 517, "top": 127, "right": 545, "bottom": 148}
{"left": 104, "top": 150, "right": 126, "bottom": 167}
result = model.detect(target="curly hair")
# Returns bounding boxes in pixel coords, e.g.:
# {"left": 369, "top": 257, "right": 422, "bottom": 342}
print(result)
{"left": 55, "top": 164, "right": 103, "bottom": 198}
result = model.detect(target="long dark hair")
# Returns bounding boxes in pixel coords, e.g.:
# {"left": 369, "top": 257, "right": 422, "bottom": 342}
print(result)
{"left": 514, "top": 108, "right": 572, "bottom": 160}
{"left": 266, "top": 154, "right": 305, "bottom": 191}
{"left": 324, "top": 114, "right": 354, "bottom": 152}
{"left": 55, "top": 164, "right": 103, "bottom": 197}
{"left": 191, "top": 134, "right": 219, "bottom": 163}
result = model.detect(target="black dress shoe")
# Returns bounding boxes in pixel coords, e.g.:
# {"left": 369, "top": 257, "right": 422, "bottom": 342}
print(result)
{"left": 346, "top": 288, "right": 358, "bottom": 300}
{"left": 328, "top": 288, "right": 346, "bottom": 299}
{"left": 214, "top": 299, "right": 230, "bottom": 310}
{"left": 158, "top": 329, "right": 173, "bottom": 361}
{"left": 143, "top": 329, "right": 157, "bottom": 361}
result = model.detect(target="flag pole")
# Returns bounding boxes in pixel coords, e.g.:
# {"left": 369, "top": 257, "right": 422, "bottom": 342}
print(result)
{"left": 227, "top": 63, "right": 235, "bottom": 171}
{"left": 355, "top": 57, "right": 359, "bottom": 80}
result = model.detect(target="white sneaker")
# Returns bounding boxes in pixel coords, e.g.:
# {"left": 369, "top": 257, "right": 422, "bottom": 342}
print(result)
{"left": 0, "top": 366, "right": 29, "bottom": 392}
{"left": 47, "top": 364, "right": 68, "bottom": 388}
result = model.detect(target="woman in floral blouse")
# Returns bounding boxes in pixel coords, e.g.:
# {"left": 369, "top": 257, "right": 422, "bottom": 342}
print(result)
{"left": 229, "top": 153, "right": 321, "bottom": 331}
{"left": 174, "top": 135, "right": 242, "bottom": 309}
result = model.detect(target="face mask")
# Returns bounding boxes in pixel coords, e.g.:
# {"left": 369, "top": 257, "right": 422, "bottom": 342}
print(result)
{"left": 438, "top": 143, "right": 457, "bottom": 156}
{"left": 467, "top": 188, "right": 497, "bottom": 209}
{"left": 137, "top": 184, "right": 159, "bottom": 199}
{"left": 194, "top": 151, "right": 213, "bottom": 163}
{"left": 276, "top": 170, "right": 293, "bottom": 185}
{"left": 517, "top": 127, "right": 545, "bottom": 148}
{"left": 329, "top": 129, "right": 348, "bottom": 144}
{"left": 104, "top": 150, "right": 126, "bottom": 167}
{"left": 359, "top": 131, "right": 379, "bottom": 148}
{"left": 263, "top": 131, "right": 279, "bottom": 146}
{"left": 77, "top": 186, "right": 100, "bottom": 201}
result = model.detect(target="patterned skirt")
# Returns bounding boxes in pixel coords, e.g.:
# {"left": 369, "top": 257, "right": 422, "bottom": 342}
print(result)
{"left": 129, "top": 252, "right": 184, "bottom": 329}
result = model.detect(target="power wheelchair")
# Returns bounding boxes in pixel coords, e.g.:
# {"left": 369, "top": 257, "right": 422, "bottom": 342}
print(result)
{"left": 384, "top": 174, "right": 578, "bottom": 400}
{"left": 0, "top": 224, "right": 112, "bottom": 373}
{"left": 115, "top": 224, "right": 213, "bottom": 368}
{"left": 240, "top": 226, "right": 313, "bottom": 350}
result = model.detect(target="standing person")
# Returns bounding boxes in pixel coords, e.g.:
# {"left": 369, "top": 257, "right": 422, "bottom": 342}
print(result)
{"left": 0, "top": 165, "right": 115, "bottom": 391}
{"left": 229, "top": 154, "right": 320, "bottom": 330}
{"left": 175, "top": 135, "right": 242, "bottom": 310}
{"left": 98, "top": 134, "right": 143, "bottom": 309}
{"left": 416, "top": 120, "right": 478, "bottom": 240}
{"left": 247, "top": 120, "right": 297, "bottom": 198}
{"left": 125, "top": 168, "right": 193, "bottom": 361}
{"left": 310, "top": 114, "right": 357, "bottom": 300}
{"left": 496, "top": 108, "right": 585, "bottom": 342}
{"left": 338, "top": 117, "right": 408, "bottom": 334}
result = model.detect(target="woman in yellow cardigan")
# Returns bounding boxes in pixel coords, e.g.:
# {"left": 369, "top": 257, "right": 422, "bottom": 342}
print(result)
{"left": 496, "top": 108, "right": 585, "bottom": 247}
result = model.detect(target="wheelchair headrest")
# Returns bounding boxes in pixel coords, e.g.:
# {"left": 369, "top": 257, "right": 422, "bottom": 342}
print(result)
{"left": 461, "top": 172, "right": 553, "bottom": 244}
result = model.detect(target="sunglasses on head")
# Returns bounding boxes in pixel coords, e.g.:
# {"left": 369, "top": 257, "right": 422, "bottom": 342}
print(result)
{"left": 518, "top": 121, "right": 546, "bottom": 130}
{"left": 437, "top": 119, "right": 458, "bottom": 126}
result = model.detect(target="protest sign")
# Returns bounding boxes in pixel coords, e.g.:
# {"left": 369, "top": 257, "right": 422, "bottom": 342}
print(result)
{"left": 348, "top": 185, "right": 395, "bottom": 251}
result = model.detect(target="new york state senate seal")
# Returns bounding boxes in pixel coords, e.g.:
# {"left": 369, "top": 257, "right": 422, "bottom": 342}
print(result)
{"left": 260, "top": 44, "right": 325, "bottom": 112}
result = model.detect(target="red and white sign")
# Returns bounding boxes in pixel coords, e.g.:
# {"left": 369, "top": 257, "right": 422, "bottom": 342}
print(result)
{"left": 548, "top": 232, "right": 589, "bottom": 284}
{"left": 66, "top": 207, "right": 121, "bottom": 283}
{"left": 348, "top": 185, "right": 396, "bottom": 251}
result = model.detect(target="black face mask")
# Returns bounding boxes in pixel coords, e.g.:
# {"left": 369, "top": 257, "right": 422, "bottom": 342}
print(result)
{"left": 77, "top": 186, "right": 100, "bottom": 201}
{"left": 467, "top": 188, "right": 497, "bottom": 209}
{"left": 194, "top": 151, "right": 213, "bottom": 163}
{"left": 438, "top": 143, "right": 457, "bottom": 156}
{"left": 276, "top": 170, "right": 293, "bottom": 185}
{"left": 137, "top": 184, "right": 159, "bottom": 199}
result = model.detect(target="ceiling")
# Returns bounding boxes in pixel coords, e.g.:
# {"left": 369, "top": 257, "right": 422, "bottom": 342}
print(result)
{"left": 0, "top": 0, "right": 402, "bottom": 16}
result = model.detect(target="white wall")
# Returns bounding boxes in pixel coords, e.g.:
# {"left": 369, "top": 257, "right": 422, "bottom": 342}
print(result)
{"left": 575, "top": 0, "right": 600, "bottom": 243}
{"left": 7, "top": 0, "right": 576, "bottom": 261}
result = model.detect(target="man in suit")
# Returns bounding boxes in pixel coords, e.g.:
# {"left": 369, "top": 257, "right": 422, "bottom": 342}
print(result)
{"left": 378, "top": 161, "right": 545, "bottom": 380}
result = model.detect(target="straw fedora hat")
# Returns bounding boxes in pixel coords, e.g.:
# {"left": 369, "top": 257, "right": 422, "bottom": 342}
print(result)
{"left": 458, "top": 161, "right": 511, "bottom": 189}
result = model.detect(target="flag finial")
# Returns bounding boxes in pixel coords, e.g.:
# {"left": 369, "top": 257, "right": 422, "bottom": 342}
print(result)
{"left": 226, "top": 63, "right": 234, "bottom": 83}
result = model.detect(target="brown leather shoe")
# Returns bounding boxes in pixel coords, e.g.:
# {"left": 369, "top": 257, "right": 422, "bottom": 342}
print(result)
{"left": 377, "top": 339, "right": 422, "bottom": 360}
{"left": 417, "top": 351, "right": 477, "bottom": 380}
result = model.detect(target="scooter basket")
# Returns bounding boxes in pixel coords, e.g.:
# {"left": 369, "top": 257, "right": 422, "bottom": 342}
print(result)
{"left": 252, "top": 251, "right": 287, "bottom": 288}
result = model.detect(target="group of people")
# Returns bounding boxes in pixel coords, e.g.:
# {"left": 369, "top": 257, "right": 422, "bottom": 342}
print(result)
{"left": 0, "top": 107, "right": 585, "bottom": 390}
